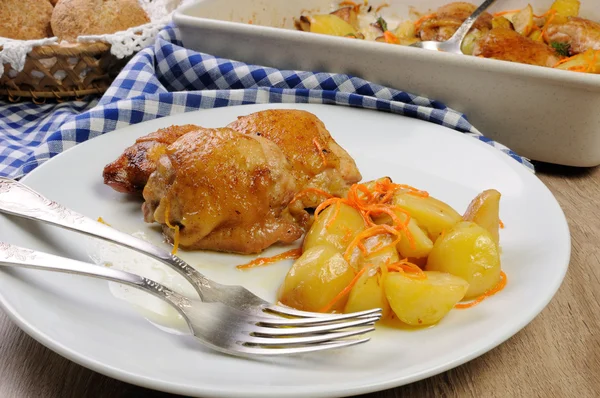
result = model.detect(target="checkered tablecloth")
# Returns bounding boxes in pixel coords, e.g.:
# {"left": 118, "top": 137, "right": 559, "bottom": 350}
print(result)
{"left": 0, "top": 25, "right": 533, "bottom": 179}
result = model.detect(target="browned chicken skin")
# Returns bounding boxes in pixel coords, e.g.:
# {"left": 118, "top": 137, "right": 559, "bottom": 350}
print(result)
{"left": 473, "top": 28, "right": 561, "bottom": 67}
{"left": 418, "top": 2, "right": 492, "bottom": 42}
{"left": 227, "top": 109, "right": 362, "bottom": 209}
{"left": 104, "top": 110, "right": 362, "bottom": 253}
{"left": 103, "top": 124, "right": 200, "bottom": 194}
{"left": 545, "top": 17, "right": 600, "bottom": 55}
{"left": 142, "top": 128, "right": 305, "bottom": 254}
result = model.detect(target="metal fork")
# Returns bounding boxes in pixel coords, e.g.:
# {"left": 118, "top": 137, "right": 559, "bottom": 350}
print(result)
{"left": 411, "top": 0, "right": 498, "bottom": 53}
{"left": 0, "top": 242, "right": 378, "bottom": 356}
{"left": 0, "top": 178, "right": 380, "bottom": 320}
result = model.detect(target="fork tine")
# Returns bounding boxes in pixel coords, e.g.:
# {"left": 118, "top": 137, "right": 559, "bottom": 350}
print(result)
{"left": 256, "top": 311, "right": 382, "bottom": 326}
{"left": 265, "top": 304, "right": 382, "bottom": 320}
{"left": 235, "top": 337, "right": 371, "bottom": 356}
{"left": 251, "top": 316, "right": 379, "bottom": 336}
{"left": 244, "top": 326, "right": 375, "bottom": 346}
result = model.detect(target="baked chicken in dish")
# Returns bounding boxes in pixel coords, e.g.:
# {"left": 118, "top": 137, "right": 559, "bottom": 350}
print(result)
{"left": 296, "top": 0, "right": 600, "bottom": 73}
{"left": 103, "top": 110, "right": 362, "bottom": 254}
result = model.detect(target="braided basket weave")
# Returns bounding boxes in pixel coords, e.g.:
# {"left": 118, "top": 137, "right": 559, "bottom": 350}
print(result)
{"left": 0, "top": 42, "right": 130, "bottom": 103}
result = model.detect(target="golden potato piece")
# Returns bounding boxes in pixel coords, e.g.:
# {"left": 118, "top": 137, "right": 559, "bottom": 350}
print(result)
{"left": 384, "top": 271, "right": 469, "bottom": 326}
{"left": 309, "top": 14, "right": 358, "bottom": 37}
{"left": 426, "top": 221, "right": 501, "bottom": 299}
{"left": 512, "top": 4, "right": 535, "bottom": 36}
{"left": 392, "top": 192, "right": 462, "bottom": 241}
{"left": 279, "top": 245, "right": 355, "bottom": 312}
{"left": 347, "top": 234, "right": 400, "bottom": 270}
{"left": 345, "top": 266, "right": 391, "bottom": 319}
{"left": 463, "top": 189, "right": 501, "bottom": 245}
{"left": 303, "top": 203, "right": 366, "bottom": 253}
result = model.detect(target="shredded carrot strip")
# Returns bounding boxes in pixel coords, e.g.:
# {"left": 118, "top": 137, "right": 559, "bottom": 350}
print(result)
{"left": 499, "top": 219, "right": 505, "bottom": 229}
{"left": 554, "top": 50, "right": 599, "bottom": 73}
{"left": 326, "top": 200, "right": 342, "bottom": 229}
{"left": 237, "top": 248, "right": 303, "bottom": 270}
{"left": 312, "top": 138, "right": 329, "bottom": 168}
{"left": 492, "top": 9, "right": 521, "bottom": 17}
{"left": 319, "top": 267, "right": 368, "bottom": 312}
{"left": 455, "top": 271, "right": 507, "bottom": 309}
{"left": 289, "top": 188, "right": 334, "bottom": 206}
{"left": 540, "top": 10, "right": 556, "bottom": 42}
{"left": 163, "top": 200, "right": 180, "bottom": 255}
{"left": 339, "top": 0, "right": 359, "bottom": 6}
{"left": 383, "top": 30, "right": 400, "bottom": 44}
{"left": 97, "top": 217, "right": 110, "bottom": 226}
{"left": 315, "top": 197, "right": 348, "bottom": 221}
{"left": 387, "top": 260, "right": 427, "bottom": 279}
{"left": 414, "top": 13, "right": 435, "bottom": 29}
{"left": 375, "top": 3, "right": 389, "bottom": 12}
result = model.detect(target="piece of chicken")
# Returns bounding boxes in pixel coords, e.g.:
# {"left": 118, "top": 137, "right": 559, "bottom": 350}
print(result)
{"left": 227, "top": 109, "right": 362, "bottom": 210}
{"left": 545, "top": 17, "right": 600, "bottom": 56}
{"left": 142, "top": 128, "right": 305, "bottom": 254}
{"left": 103, "top": 124, "right": 200, "bottom": 194}
{"left": 473, "top": 28, "right": 561, "bottom": 67}
{"left": 417, "top": 2, "right": 492, "bottom": 42}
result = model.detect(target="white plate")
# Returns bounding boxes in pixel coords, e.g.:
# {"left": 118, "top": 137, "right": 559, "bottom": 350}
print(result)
{"left": 0, "top": 104, "right": 570, "bottom": 398}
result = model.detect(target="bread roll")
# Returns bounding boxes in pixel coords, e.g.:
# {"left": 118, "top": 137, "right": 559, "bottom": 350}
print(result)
{"left": 51, "top": 0, "right": 150, "bottom": 42}
{"left": 0, "top": 0, "right": 53, "bottom": 40}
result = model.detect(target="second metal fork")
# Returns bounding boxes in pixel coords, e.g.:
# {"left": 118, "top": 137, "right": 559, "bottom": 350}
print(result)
{"left": 0, "top": 242, "right": 378, "bottom": 357}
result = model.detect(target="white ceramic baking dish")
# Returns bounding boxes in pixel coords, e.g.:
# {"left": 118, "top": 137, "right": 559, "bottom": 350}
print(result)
{"left": 174, "top": 0, "right": 600, "bottom": 167}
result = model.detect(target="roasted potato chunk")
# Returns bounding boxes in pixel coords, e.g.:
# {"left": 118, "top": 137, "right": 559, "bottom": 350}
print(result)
{"left": 279, "top": 245, "right": 355, "bottom": 312}
{"left": 303, "top": 203, "right": 366, "bottom": 252}
{"left": 426, "top": 221, "right": 501, "bottom": 299}
{"left": 392, "top": 192, "right": 462, "bottom": 241}
{"left": 384, "top": 271, "right": 469, "bottom": 326}
{"left": 463, "top": 189, "right": 501, "bottom": 245}
{"left": 345, "top": 266, "right": 391, "bottom": 319}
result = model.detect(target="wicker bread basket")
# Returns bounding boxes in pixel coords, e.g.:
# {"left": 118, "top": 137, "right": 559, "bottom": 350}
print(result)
{"left": 0, "top": 41, "right": 130, "bottom": 103}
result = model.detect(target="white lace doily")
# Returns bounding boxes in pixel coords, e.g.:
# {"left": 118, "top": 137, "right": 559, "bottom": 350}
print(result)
{"left": 0, "top": 0, "right": 195, "bottom": 77}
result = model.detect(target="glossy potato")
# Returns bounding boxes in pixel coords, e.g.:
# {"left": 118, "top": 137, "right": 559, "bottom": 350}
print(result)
{"left": 309, "top": 14, "right": 358, "bottom": 37}
{"left": 550, "top": 0, "right": 580, "bottom": 19}
{"left": 347, "top": 234, "right": 400, "bottom": 270}
{"left": 384, "top": 271, "right": 469, "bottom": 326}
{"left": 278, "top": 245, "right": 355, "bottom": 312}
{"left": 426, "top": 221, "right": 501, "bottom": 299}
{"left": 392, "top": 192, "right": 461, "bottom": 241}
{"left": 512, "top": 4, "right": 534, "bottom": 36}
{"left": 345, "top": 266, "right": 391, "bottom": 319}
{"left": 463, "top": 189, "right": 501, "bottom": 245}
{"left": 396, "top": 212, "right": 434, "bottom": 259}
{"left": 303, "top": 203, "right": 366, "bottom": 252}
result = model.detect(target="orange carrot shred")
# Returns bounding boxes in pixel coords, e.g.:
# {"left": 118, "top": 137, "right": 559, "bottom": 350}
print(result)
{"left": 312, "top": 138, "right": 329, "bottom": 168}
{"left": 326, "top": 200, "right": 342, "bottom": 229}
{"left": 414, "top": 13, "right": 436, "bottom": 29}
{"left": 375, "top": 3, "right": 389, "bottom": 12}
{"left": 289, "top": 188, "right": 334, "bottom": 206}
{"left": 237, "top": 248, "right": 303, "bottom": 270}
{"left": 455, "top": 271, "right": 507, "bottom": 309}
{"left": 383, "top": 30, "right": 400, "bottom": 44}
{"left": 492, "top": 8, "right": 521, "bottom": 17}
{"left": 499, "top": 219, "right": 505, "bottom": 229}
{"left": 319, "top": 266, "right": 368, "bottom": 312}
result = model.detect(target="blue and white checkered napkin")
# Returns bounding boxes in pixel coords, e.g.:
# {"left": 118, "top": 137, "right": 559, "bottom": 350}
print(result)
{"left": 0, "top": 25, "right": 533, "bottom": 179}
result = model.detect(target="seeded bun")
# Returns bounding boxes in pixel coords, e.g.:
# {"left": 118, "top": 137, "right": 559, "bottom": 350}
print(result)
{"left": 51, "top": 0, "right": 150, "bottom": 42}
{"left": 0, "top": 0, "right": 53, "bottom": 40}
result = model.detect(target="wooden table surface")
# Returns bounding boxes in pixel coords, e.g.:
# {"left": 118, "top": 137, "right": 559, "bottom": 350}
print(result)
{"left": 1, "top": 162, "right": 599, "bottom": 398}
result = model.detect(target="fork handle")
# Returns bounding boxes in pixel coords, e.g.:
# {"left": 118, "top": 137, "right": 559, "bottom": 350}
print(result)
{"left": 0, "top": 241, "right": 192, "bottom": 324}
{"left": 448, "top": 0, "right": 498, "bottom": 44}
{"left": 0, "top": 178, "right": 214, "bottom": 299}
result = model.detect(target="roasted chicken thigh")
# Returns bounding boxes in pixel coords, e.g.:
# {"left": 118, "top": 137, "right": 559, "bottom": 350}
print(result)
{"left": 142, "top": 128, "right": 305, "bottom": 254}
